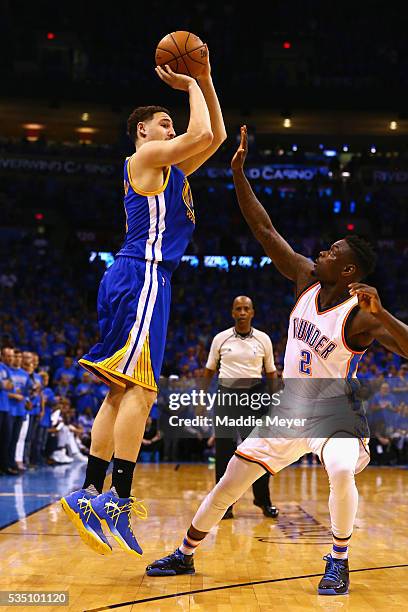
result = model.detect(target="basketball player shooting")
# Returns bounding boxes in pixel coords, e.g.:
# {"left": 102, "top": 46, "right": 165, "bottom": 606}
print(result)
{"left": 60, "top": 48, "right": 226, "bottom": 557}
{"left": 146, "top": 126, "right": 408, "bottom": 596}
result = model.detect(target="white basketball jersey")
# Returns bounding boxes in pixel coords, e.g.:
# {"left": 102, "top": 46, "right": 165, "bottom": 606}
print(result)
{"left": 283, "top": 282, "right": 366, "bottom": 380}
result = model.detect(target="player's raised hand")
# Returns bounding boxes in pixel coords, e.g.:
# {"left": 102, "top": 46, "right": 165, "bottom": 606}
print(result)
{"left": 231, "top": 125, "right": 248, "bottom": 171}
{"left": 348, "top": 283, "right": 383, "bottom": 314}
{"left": 155, "top": 64, "right": 197, "bottom": 92}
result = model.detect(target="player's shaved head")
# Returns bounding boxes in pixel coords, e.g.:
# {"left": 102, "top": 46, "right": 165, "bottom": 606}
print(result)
{"left": 232, "top": 295, "right": 253, "bottom": 309}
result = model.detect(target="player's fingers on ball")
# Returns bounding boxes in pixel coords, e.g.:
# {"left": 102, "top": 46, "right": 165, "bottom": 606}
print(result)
{"left": 155, "top": 66, "right": 166, "bottom": 77}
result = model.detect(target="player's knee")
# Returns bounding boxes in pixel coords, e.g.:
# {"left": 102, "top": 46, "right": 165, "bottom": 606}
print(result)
{"left": 211, "top": 486, "right": 237, "bottom": 510}
{"left": 327, "top": 465, "right": 355, "bottom": 494}
{"left": 122, "top": 383, "right": 156, "bottom": 414}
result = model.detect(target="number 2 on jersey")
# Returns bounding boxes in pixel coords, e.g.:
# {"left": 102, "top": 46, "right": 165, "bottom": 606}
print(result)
{"left": 299, "top": 349, "right": 312, "bottom": 375}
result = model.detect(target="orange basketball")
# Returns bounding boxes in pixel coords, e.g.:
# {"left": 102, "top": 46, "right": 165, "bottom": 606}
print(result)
{"left": 155, "top": 31, "right": 207, "bottom": 78}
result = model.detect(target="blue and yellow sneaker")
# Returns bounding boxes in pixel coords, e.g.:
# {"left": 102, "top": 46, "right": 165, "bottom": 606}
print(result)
{"left": 146, "top": 549, "right": 195, "bottom": 576}
{"left": 60, "top": 488, "right": 112, "bottom": 555}
{"left": 90, "top": 489, "right": 147, "bottom": 557}
{"left": 318, "top": 554, "right": 349, "bottom": 595}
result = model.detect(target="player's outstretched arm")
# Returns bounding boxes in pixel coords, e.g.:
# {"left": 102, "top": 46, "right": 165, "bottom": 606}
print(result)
{"left": 137, "top": 66, "right": 213, "bottom": 169}
{"left": 231, "top": 126, "right": 314, "bottom": 286}
{"left": 348, "top": 283, "right": 408, "bottom": 358}
{"left": 177, "top": 46, "right": 227, "bottom": 176}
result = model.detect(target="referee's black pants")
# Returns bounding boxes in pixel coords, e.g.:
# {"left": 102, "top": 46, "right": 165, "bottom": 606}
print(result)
{"left": 214, "top": 386, "right": 272, "bottom": 507}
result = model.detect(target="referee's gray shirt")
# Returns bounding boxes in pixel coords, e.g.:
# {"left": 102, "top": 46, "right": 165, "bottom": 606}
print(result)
{"left": 206, "top": 327, "right": 276, "bottom": 388}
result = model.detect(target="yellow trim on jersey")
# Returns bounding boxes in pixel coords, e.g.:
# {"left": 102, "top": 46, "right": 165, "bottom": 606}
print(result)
{"left": 78, "top": 358, "right": 157, "bottom": 392}
{"left": 97, "top": 333, "right": 132, "bottom": 371}
{"left": 78, "top": 359, "right": 126, "bottom": 388}
{"left": 134, "top": 333, "right": 156, "bottom": 389}
{"left": 127, "top": 156, "right": 171, "bottom": 196}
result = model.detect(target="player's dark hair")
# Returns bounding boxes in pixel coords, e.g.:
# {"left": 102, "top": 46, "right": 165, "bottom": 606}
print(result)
{"left": 345, "top": 234, "right": 377, "bottom": 278}
{"left": 127, "top": 105, "right": 171, "bottom": 142}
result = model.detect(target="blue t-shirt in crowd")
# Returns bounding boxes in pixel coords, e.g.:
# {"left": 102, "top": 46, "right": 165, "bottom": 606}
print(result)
{"left": 8, "top": 367, "right": 31, "bottom": 417}
{"left": 388, "top": 376, "right": 408, "bottom": 404}
{"left": 50, "top": 342, "right": 67, "bottom": 369}
{"left": 74, "top": 382, "right": 97, "bottom": 414}
{"left": 0, "top": 362, "right": 11, "bottom": 413}
{"left": 39, "top": 387, "right": 56, "bottom": 428}
{"left": 29, "top": 372, "right": 43, "bottom": 416}
{"left": 54, "top": 365, "right": 78, "bottom": 384}
{"left": 371, "top": 392, "right": 397, "bottom": 409}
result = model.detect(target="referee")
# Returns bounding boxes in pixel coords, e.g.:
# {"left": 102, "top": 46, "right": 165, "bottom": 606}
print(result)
{"left": 203, "top": 295, "right": 279, "bottom": 519}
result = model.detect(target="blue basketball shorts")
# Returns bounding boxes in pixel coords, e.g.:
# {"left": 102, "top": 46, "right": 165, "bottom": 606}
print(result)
{"left": 79, "top": 256, "right": 171, "bottom": 391}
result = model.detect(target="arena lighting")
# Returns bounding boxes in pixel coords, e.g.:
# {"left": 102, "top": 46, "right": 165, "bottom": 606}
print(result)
{"left": 283, "top": 41, "right": 291, "bottom": 49}
{"left": 341, "top": 171, "right": 351, "bottom": 178}
{"left": 292, "top": 144, "right": 298, "bottom": 151}
{"left": 46, "top": 32, "right": 55, "bottom": 40}
{"left": 76, "top": 126, "right": 98, "bottom": 144}
{"left": 22, "top": 123, "right": 45, "bottom": 142}
{"left": 35, "top": 213, "right": 44, "bottom": 221}
{"left": 283, "top": 118, "right": 291, "bottom": 128}
{"left": 323, "top": 149, "right": 337, "bottom": 157}
{"left": 347, "top": 223, "right": 355, "bottom": 231}
{"left": 370, "top": 146, "right": 377, "bottom": 154}
{"left": 81, "top": 112, "right": 90, "bottom": 122}
{"left": 342, "top": 145, "right": 349, "bottom": 152}
{"left": 389, "top": 120, "right": 398, "bottom": 130}
{"left": 76, "top": 127, "right": 97, "bottom": 134}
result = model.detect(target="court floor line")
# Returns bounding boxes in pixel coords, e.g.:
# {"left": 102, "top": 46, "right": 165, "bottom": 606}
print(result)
{"left": 84, "top": 563, "right": 408, "bottom": 611}
{"left": 0, "top": 501, "right": 55, "bottom": 531}
{"left": 0, "top": 532, "right": 83, "bottom": 537}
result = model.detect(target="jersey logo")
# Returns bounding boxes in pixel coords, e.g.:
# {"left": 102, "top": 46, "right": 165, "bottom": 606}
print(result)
{"left": 293, "top": 317, "right": 337, "bottom": 360}
{"left": 182, "top": 179, "right": 195, "bottom": 224}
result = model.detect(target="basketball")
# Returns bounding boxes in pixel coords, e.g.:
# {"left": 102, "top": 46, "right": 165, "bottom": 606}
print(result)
{"left": 155, "top": 31, "right": 208, "bottom": 78}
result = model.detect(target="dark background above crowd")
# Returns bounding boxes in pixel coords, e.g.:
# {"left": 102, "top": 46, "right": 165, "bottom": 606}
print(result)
{"left": 1, "top": 1, "right": 407, "bottom": 111}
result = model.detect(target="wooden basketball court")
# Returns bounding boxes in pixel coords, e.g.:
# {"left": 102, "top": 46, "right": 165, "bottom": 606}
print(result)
{"left": 1, "top": 464, "right": 407, "bottom": 611}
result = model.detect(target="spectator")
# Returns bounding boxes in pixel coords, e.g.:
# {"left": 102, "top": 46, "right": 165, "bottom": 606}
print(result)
{"left": 138, "top": 415, "right": 162, "bottom": 463}
{"left": 8, "top": 349, "right": 31, "bottom": 473}
{"left": 0, "top": 347, "right": 14, "bottom": 474}
{"left": 54, "top": 356, "right": 78, "bottom": 385}
{"left": 34, "top": 370, "right": 55, "bottom": 465}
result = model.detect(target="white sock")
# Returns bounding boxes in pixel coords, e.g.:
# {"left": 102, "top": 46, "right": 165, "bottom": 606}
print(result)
{"left": 323, "top": 437, "right": 360, "bottom": 560}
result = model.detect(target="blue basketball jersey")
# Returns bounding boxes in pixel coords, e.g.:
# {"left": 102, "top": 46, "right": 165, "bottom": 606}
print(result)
{"left": 116, "top": 157, "right": 195, "bottom": 273}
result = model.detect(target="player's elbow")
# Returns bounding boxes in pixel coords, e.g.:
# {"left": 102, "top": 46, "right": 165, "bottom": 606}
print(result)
{"left": 188, "top": 129, "right": 213, "bottom": 149}
{"left": 212, "top": 130, "right": 227, "bottom": 150}
{"left": 199, "top": 129, "right": 214, "bottom": 147}
{"left": 219, "top": 129, "right": 227, "bottom": 144}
